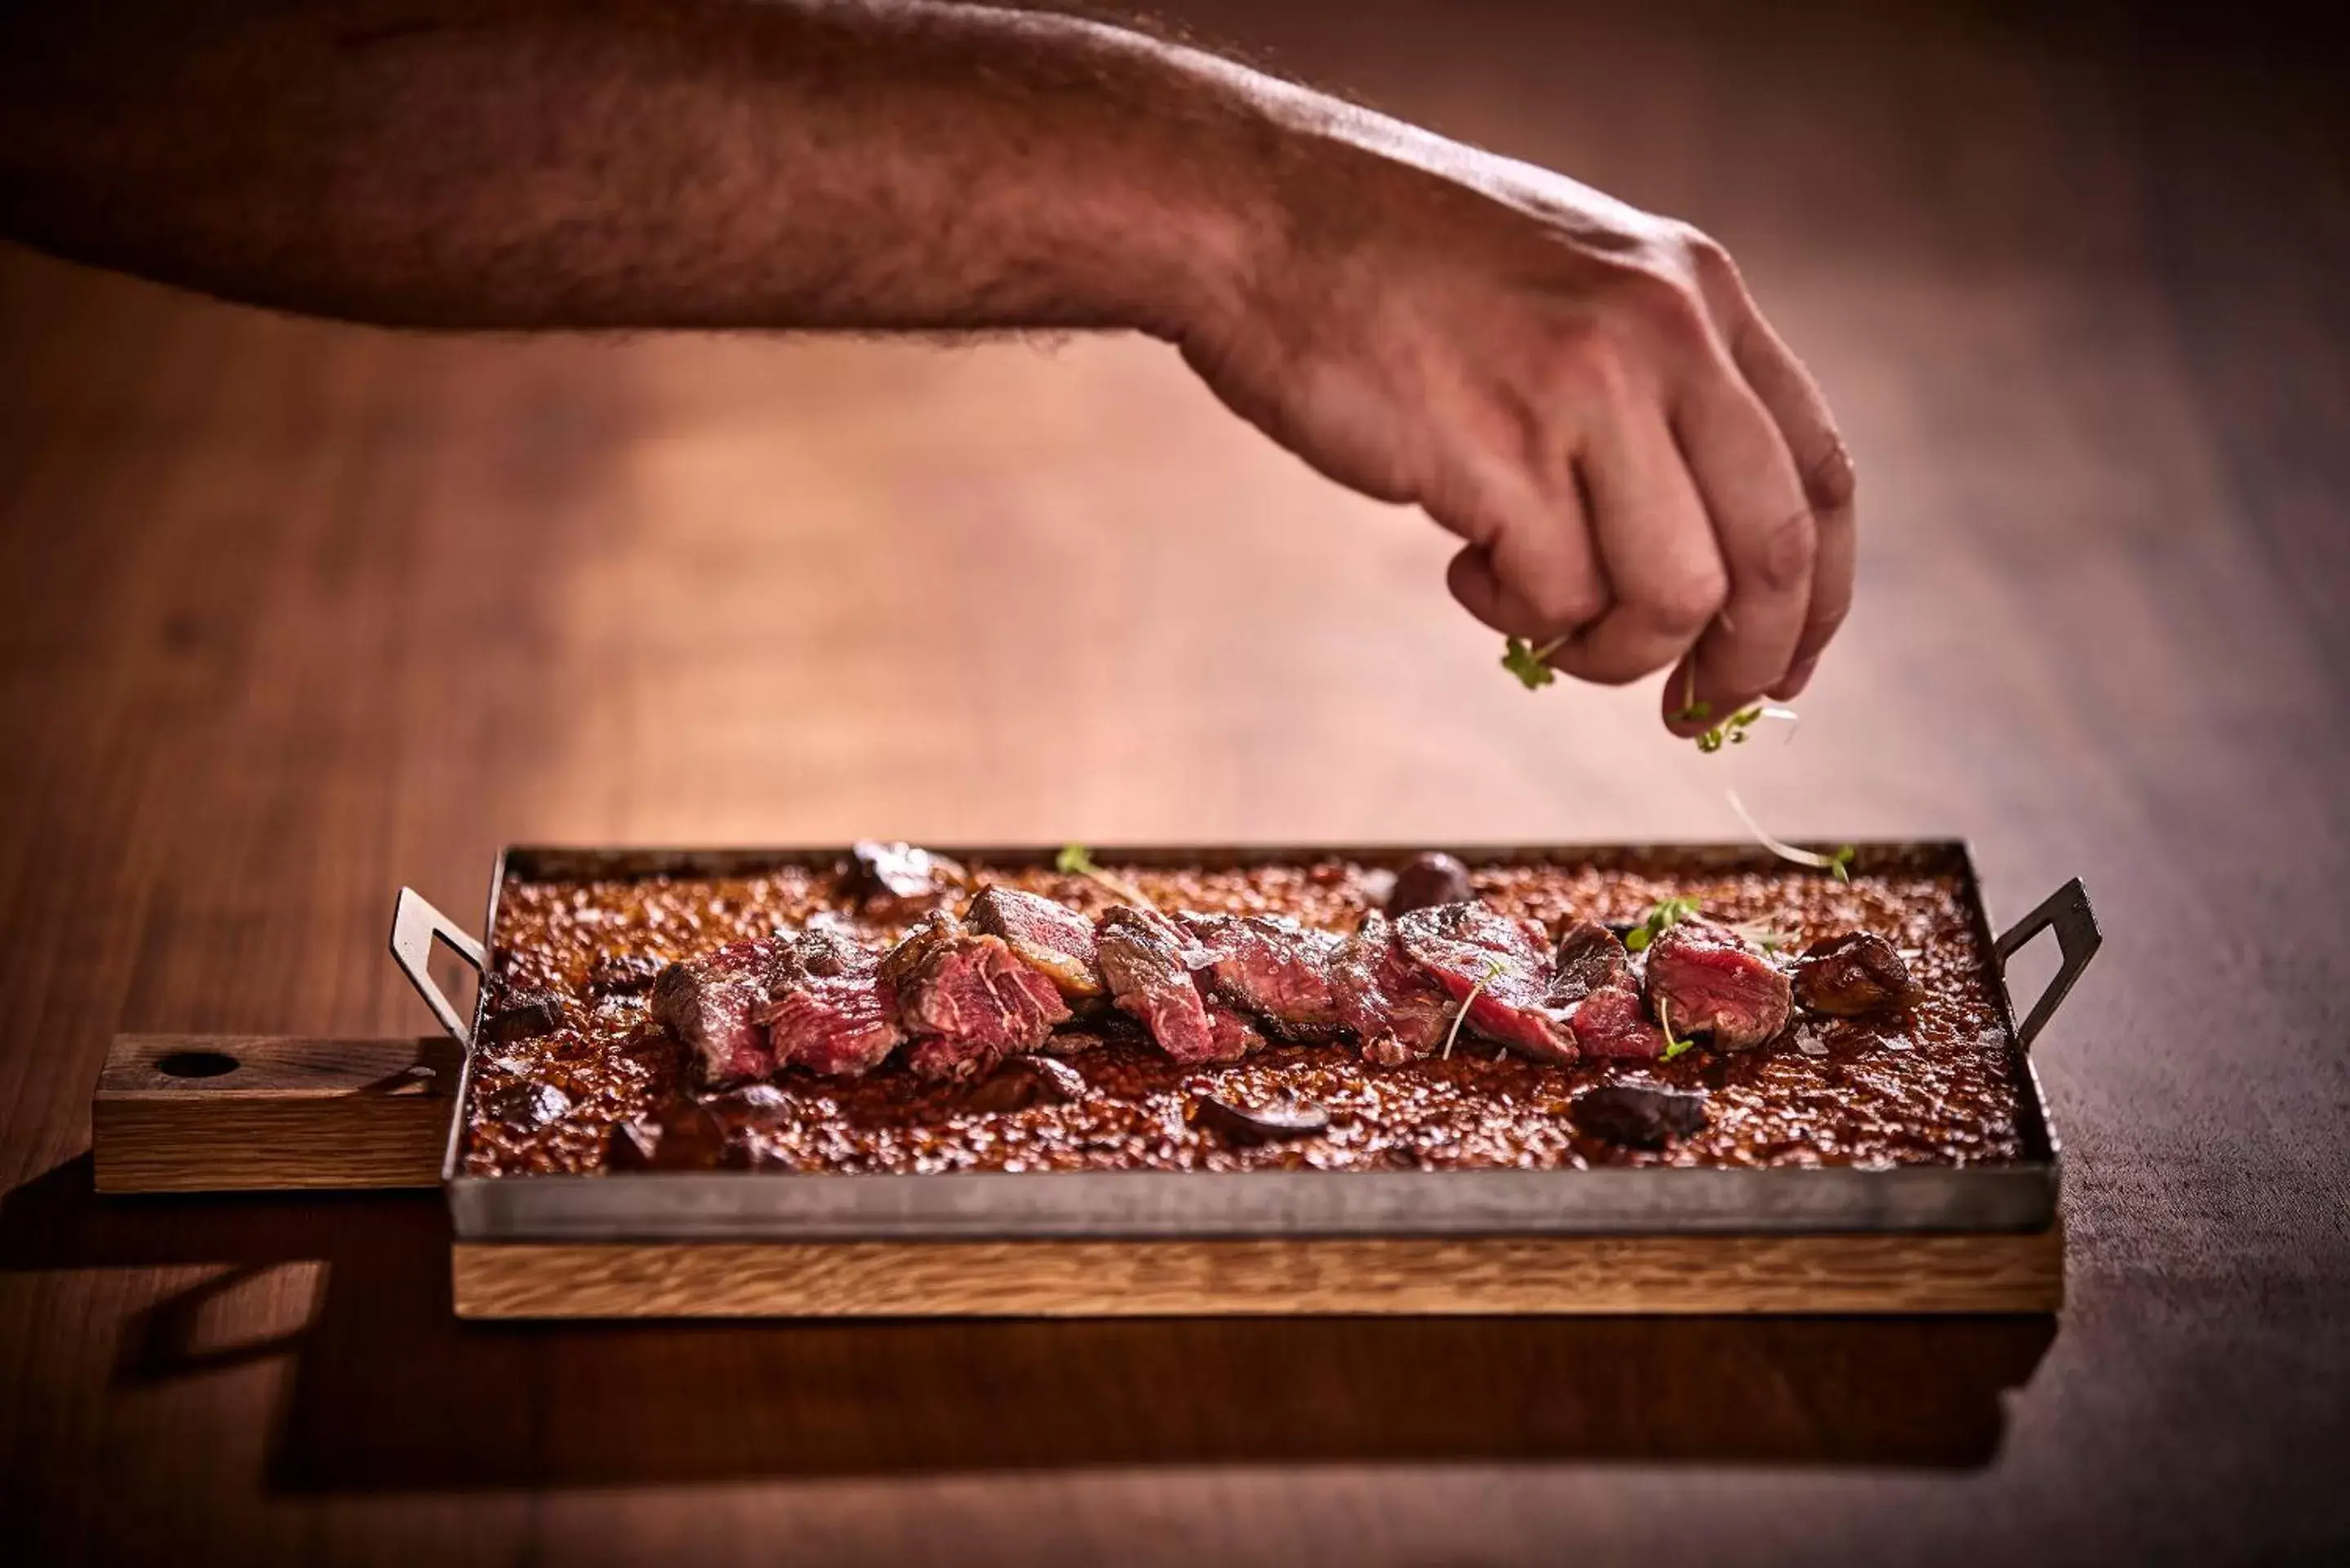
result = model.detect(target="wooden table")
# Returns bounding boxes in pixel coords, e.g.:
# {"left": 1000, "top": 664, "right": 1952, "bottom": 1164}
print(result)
{"left": 3, "top": 1, "right": 2344, "bottom": 1561}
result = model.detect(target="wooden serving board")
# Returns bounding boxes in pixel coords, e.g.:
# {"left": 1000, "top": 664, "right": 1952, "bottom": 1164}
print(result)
{"left": 92, "top": 1035, "right": 2064, "bottom": 1318}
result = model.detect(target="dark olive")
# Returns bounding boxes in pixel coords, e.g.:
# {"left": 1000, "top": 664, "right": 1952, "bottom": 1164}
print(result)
{"left": 606, "top": 1100, "right": 729, "bottom": 1170}
{"left": 1570, "top": 1083, "right": 1709, "bottom": 1149}
{"left": 1386, "top": 851, "right": 1474, "bottom": 916}
{"left": 1192, "top": 1092, "right": 1331, "bottom": 1146}
{"left": 965, "top": 1055, "right": 1087, "bottom": 1113}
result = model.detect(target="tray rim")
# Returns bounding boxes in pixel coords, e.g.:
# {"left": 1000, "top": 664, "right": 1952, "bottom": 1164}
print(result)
{"left": 432, "top": 839, "right": 2067, "bottom": 1243}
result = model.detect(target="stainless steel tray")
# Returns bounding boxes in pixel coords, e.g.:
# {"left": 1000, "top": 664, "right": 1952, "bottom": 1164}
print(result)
{"left": 389, "top": 843, "right": 2099, "bottom": 1245}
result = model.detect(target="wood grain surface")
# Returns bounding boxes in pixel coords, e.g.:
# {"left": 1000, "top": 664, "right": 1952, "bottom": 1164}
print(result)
{"left": 451, "top": 1228, "right": 2063, "bottom": 1318}
{"left": 3, "top": 1, "right": 2346, "bottom": 1563}
{"left": 93, "top": 1034, "right": 455, "bottom": 1193}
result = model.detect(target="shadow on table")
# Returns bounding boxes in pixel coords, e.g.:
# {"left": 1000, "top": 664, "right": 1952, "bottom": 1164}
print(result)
{"left": 2, "top": 1156, "right": 2056, "bottom": 1490}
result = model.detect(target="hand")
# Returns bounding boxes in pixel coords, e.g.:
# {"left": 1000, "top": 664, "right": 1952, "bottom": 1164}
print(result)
{"left": 1179, "top": 118, "right": 1855, "bottom": 723}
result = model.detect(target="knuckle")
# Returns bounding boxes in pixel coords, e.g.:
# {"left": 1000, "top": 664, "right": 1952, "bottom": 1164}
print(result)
{"left": 1547, "top": 318, "right": 1637, "bottom": 403}
{"left": 1804, "top": 435, "right": 1859, "bottom": 511}
{"left": 1526, "top": 576, "right": 1607, "bottom": 631}
{"left": 1753, "top": 507, "right": 1818, "bottom": 592}
{"left": 1499, "top": 546, "right": 1608, "bottom": 629}
{"left": 1677, "top": 224, "right": 1745, "bottom": 297}
{"left": 1612, "top": 265, "right": 1708, "bottom": 349}
{"left": 1643, "top": 567, "right": 1729, "bottom": 639}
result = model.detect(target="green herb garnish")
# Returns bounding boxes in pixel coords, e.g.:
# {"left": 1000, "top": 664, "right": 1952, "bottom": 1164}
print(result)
{"left": 1501, "top": 636, "right": 1566, "bottom": 690}
{"left": 1623, "top": 895, "right": 1701, "bottom": 953}
{"left": 1659, "top": 997, "right": 1696, "bottom": 1061}
{"left": 1724, "top": 793, "right": 1859, "bottom": 884}
{"left": 1054, "top": 843, "right": 1156, "bottom": 907}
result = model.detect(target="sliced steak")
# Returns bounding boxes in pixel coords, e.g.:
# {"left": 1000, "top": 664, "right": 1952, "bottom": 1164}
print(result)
{"left": 1331, "top": 912, "right": 1456, "bottom": 1065}
{"left": 762, "top": 926, "right": 904, "bottom": 1078}
{"left": 1393, "top": 902, "right": 1576, "bottom": 1063}
{"left": 1547, "top": 922, "right": 1665, "bottom": 1060}
{"left": 1096, "top": 906, "right": 1261, "bottom": 1064}
{"left": 1643, "top": 918, "right": 1792, "bottom": 1051}
{"left": 882, "top": 912, "right": 1073, "bottom": 1082}
{"left": 651, "top": 935, "right": 781, "bottom": 1085}
{"left": 967, "top": 884, "right": 1104, "bottom": 1002}
{"left": 1181, "top": 913, "right": 1346, "bottom": 1041}
{"left": 1550, "top": 921, "right": 1634, "bottom": 997}
{"left": 1792, "top": 931, "right": 1912, "bottom": 1016}
{"left": 1385, "top": 851, "right": 1474, "bottom": 916}
{"left": 1568, "top": 982, "right": 1670, "bottom": 1060}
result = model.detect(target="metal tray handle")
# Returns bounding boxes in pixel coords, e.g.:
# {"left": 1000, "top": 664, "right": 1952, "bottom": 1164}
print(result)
{"left": 389, "top": 886, "right": 486, "bottom": 1050}
{"left": 1993, "top": 877, "right": 2101, "bottom": 1052}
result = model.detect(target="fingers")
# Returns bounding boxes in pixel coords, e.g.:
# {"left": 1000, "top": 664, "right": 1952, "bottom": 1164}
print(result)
{"left": 1727, "top": 311, "right": 1855, "bottom": 698}
{"left": 1440, "top": 460, "right": 1610, "bottom": 644}
{"left": 1671, "top": 358, "right": 1815, "bottom": 707}
{"left": 1543, "top": 410, "right": 1723, "bottom": 690}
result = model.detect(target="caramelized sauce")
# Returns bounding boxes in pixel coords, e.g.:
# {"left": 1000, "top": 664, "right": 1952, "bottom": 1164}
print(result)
{"left": 464, "top": 855, "right": 2026, "bottom": 1177}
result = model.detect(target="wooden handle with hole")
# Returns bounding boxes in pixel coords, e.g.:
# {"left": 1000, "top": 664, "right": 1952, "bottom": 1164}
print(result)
{"left": 92, "top": 1033, "right": 461, "bottom": 1193}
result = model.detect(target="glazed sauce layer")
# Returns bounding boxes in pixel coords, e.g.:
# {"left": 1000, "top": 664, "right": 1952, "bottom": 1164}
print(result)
{"left": 464, "top": 855, "right": 2028, "bottom": 1177}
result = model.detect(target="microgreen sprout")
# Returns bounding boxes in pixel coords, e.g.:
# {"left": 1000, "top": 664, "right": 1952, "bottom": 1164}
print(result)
{"left": 1725, "top": 792, "right": 1859, "bottom": 883}
{"left": 1730, "top": 920, "right": 1801, "bottom": 953}
{"left": 1688, "top": 702, "right": 1801, "bottom": 753}
{"left": 1441, "top": 957, "right": 1505, "bottom": 1059}
{"left": 1501, "top": 635, "right": 1568, "bottom": 690}
{"left": 1055, "top": 843, "right": 1157, "bottom": 907}
{"left": 1659, "top": 997, "right": 1696, "bottom": 1061}
{"left": 1623, "top": 895, "right": 1701, "bottom": 953}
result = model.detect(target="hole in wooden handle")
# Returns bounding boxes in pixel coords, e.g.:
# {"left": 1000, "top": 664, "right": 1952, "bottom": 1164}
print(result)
{"left": 155, "top": 1050, "right": 241, "bottom": 1079}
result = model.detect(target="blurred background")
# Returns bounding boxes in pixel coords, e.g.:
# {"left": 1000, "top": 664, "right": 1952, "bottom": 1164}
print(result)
{"left": 3, "top": 1, "right": 2346, "bottom": 1563}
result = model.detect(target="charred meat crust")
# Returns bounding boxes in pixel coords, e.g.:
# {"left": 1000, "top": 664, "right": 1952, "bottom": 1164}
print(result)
{"left": 1393, "top": 902, "right": 1578, "bottom": 1063}
{"left": 651, "top": 936, "right": 780, "bottom": 1086}
{"left": 1181, "top": 912, "right": 1347, "bottom": 1041}
{"left": 1792, "top": 931, "right": 1912, "bottom": 1016}
{"left": 1096, "top": 905, "right": 1262, "bottom": 1064}
{"left": 1548, "top": 922, "right": 1667, "bottom": 1060}
{"left": 881, "top": 912, "right": 1073, "bottom": 1082}
{"left": 762, "top": 927, "right": 903, "bottom": 1079}
{"left": 1333, "top": 911, "right": 1456, "bottom": 1065}
{"left": 1642, "top": 918, "right": 1793, "bottom": 1051}
{"left": 967, "top": 884, "right": 1105, "bottom": 1002}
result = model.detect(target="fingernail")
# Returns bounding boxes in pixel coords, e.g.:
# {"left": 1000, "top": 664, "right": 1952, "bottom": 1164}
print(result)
{"left": 1775, "top": 657, "right": 1819, "bottom": 700}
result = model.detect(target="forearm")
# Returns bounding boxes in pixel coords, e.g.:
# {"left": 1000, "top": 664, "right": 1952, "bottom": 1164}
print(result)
{"left": 0, "top": 0, "right": 1324, "bottom": 338}
{"left": 2, "top": 1, "right": 1858, "bottom": 721}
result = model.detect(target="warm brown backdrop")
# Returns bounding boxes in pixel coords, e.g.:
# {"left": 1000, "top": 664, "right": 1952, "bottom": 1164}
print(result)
{"left": 4, "top": 1, "right": 2346, "bottom": 1562}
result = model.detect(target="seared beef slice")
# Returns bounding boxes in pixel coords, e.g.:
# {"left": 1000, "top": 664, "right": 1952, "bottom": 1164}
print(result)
{"left": 1393, "top": 902, "right": 1576, "bottom": 1063}
{"left": 651, "top": 935, "right": 781, "bottom": 1085}
{"left": 1182, "top": 913, "right": 1345, "bottom": 1040}
{"left": 762, "top": 926, "right": 904, "bottom": 1078}
{"left": 882, "top": 912, "right": 1072, "bottom": 1082}
{"left": 1792, "top": 931, "right": 1912, "bottom": 1016}
{"left": 1332, "top": 912, "right": 1456, "bottom": 1065}
{"left": 967, "top": 885, "right": 1104, "bottom": 1003}
{"left": 1096, "top": 906, "right": 1261, "bottom": 1064}
{"left": 1643, "top": 919, "right": 1792, "bottom": 1050}
{"left": 1547, "top": 921, "right": 1665, "bottom": 1060}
